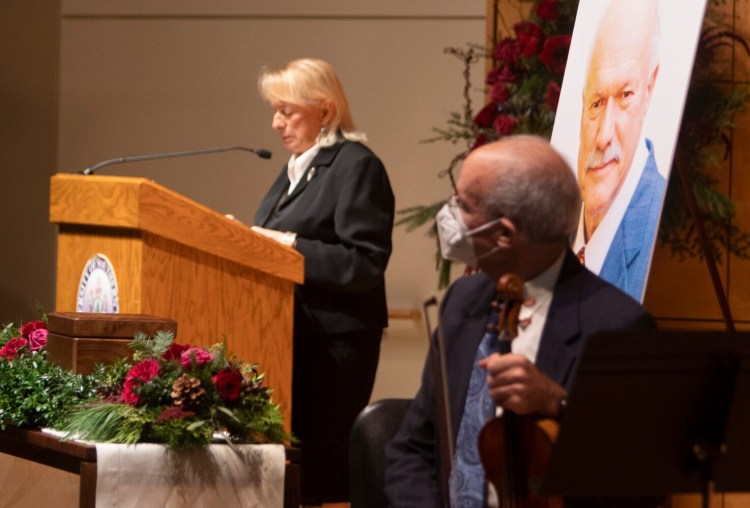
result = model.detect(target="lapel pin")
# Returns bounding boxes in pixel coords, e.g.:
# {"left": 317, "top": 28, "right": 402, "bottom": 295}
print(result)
{"left": 307, "top": 167, "right": 316, "bottom": 182}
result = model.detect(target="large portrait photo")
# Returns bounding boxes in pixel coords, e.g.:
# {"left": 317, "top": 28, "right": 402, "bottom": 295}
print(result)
{"left": 551, "top": 0, "right": 708, "bottom": 302}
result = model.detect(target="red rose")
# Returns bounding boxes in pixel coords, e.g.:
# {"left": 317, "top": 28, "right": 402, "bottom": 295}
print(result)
{"left": 494, "top": 114, "right": 518, "bottom": 136}
{"left": 490, "top": 82, "right": 510, "bottom": 105}
{"left": 536, "top": 0, "right": 560, "bottom": 21}
{"left": 539, "top": 35, "right": 572, "bottom": 74}
{"left": 212, "top": 368, "right": 244, "bottom": 403}
{"left": 544, "top": 81, "right": 561, "bottom": 110}
{"left": 163, "top": 343, "right": 190, "bottom": 361}
{"left": 20, "top": 320, "right": 45, "bottom": 339}
{"left": 28, "top": 329, "right": 47, "bottom": 351}
{"left": 122, "top": 358, "right": 161, "bottom": 406}
{"left": 513, "top": 21, "right": 543, "bottom": 58}
{"left": 474, "top": 103, "right": 498, "bottom": 128}
{"left": 493, "top": 37, "right": 521, "bottom": 67}
{"left": 0, "top": 338, "right": 28, "bottom": 360}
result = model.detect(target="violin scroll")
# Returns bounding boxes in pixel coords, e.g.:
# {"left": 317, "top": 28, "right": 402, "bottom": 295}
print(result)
{"left": 495, "top": 273, "right": 525, "bottom": 341}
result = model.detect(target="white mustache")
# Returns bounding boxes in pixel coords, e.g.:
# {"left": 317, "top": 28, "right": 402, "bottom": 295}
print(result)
{"left": 586, "top": 144, "right": 621, "bottom": 169}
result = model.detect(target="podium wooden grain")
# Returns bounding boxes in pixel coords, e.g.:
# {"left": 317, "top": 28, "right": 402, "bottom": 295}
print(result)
{"left": 49, "top": 174, "right": 304, "bottom": 428}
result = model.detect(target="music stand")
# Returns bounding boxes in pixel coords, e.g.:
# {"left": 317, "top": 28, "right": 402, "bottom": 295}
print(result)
{"left": 539, "top": 330, "right": 750, "bottom": 507}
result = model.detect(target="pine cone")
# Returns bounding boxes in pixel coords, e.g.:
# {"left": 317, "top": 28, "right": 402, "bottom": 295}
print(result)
{"left": 171, "top": 374, "right": 205, "bottom": 407}
{"left": 97, "top": 384, "right": 118, "bottom": 399}
{"left": 242, "top": 379, "right": 269, "bottom": 399}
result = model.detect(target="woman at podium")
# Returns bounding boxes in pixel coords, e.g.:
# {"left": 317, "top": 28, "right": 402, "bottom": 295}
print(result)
{"left": 252, "top": 58, "right": 395, "bottom": 507}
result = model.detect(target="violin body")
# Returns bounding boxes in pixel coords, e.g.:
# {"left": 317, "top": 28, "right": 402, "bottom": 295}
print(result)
{"left": 478, "top": 415, "right": 563, "bottom": 508}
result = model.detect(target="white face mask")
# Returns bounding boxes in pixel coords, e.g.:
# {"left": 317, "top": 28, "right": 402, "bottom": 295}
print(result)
{"left": 436, "top": 198, "right": 502, "bottom": 267}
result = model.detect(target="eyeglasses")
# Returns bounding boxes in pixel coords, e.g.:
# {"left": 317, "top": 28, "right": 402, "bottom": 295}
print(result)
{"left": 438, "top": 150, "right": 470, "bottom": 196}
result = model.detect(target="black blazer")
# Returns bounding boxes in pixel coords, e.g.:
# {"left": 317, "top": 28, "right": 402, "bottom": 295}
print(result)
{"left": 254, "top": 140, "right": 395, "bottom": 335}
{"left": 384, "top": 249, "right": 657, "bottom": 507}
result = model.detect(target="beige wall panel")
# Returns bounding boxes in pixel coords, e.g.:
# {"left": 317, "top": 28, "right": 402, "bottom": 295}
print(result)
{"left": 62, "top": 0, "right": 484, "bottom": 17}
{"left": 59, "top": 16, "right": 485, "bottom": 313}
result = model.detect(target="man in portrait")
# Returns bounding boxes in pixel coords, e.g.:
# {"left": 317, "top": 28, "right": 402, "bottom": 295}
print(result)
{"left": 571, "top": 0, "right": 665, "bottom": 302}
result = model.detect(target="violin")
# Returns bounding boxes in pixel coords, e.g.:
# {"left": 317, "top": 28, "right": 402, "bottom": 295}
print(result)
{"left": 477, "top": 273, "right": 562, "bottom": 508}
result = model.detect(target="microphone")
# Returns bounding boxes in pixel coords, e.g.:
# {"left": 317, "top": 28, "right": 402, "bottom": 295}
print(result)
{"left": 79, "top": 146, "right": 272, "bottom": 175}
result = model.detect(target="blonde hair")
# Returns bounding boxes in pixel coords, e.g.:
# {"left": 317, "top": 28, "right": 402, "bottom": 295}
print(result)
{"left": 258, "top": 58, "right": 366, "bottom": 147}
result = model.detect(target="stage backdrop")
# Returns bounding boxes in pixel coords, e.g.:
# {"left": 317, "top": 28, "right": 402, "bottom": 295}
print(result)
{"left": 551, "top": 0, "right": 707, "bottom": 302}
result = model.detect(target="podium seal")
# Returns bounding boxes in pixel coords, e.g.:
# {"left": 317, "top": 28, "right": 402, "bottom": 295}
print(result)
{"left": 76, "top": 253, "right": 120, "bottom": 313}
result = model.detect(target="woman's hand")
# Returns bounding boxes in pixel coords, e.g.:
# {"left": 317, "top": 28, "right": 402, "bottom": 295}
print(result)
{"left": 251, "top": 226, "right": 297, "bottom": 247}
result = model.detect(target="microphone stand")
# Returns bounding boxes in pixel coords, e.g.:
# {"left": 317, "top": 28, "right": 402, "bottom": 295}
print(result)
{"left": 80, "top": 146, "right": 272, "bottom": 175}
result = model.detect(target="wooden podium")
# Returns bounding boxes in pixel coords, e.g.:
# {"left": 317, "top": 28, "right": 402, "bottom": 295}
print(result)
{"left": 49, "top": 173, "right": 303, "bottom": 426}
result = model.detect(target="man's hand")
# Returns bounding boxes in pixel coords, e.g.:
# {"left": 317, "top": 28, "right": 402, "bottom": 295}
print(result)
{"left": 478, "top": 353, "right": 567, "bottom": 418}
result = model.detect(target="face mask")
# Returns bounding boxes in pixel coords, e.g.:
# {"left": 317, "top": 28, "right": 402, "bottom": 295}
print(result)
{"left": 436, "top": 200, "right": 502, "bottom": 266}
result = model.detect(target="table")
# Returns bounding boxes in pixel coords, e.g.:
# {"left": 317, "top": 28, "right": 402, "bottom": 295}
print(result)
{"left": 0, "top": 426, "right": 300, "bottom": 507}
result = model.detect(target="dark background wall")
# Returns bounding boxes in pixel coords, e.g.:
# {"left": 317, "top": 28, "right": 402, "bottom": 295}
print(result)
{"left": 0, "top": 1, "right": 60, "bottom": 322}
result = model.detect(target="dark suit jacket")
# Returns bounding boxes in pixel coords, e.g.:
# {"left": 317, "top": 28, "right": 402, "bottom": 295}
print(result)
{"left": 384, "top": 249, "right": 656, "bottom": 507}
{"left": 599, "top": 139, "right": 665, "bottom": 302}
{"left": 254, "top": 140, "right": 395, "bottom": 334}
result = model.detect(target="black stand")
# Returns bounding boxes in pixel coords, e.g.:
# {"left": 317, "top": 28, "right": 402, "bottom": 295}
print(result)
{"left": 540, "top": 330, "right": 750, "bottom": 506}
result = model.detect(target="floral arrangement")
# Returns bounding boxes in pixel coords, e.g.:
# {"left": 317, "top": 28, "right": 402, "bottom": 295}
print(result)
{"left": 398, "top": 0, "right": 750, "bottom": 288}
{"left": 60, "top": 331, "right": 291, "bottom": 450}
{"left": 0, "top": 317, "right": 96, "bottom": 429}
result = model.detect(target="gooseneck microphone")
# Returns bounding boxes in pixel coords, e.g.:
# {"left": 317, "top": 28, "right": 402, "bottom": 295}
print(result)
{"left": 79, "top": 146, "right": 272, "bottom": 175}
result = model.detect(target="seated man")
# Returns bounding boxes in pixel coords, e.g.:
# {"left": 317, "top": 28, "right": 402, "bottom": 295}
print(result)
{"left": 384, "top": 135, "right": 656, "bottom": 507}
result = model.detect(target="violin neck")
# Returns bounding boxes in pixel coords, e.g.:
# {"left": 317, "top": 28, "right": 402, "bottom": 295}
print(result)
{"left": 498, "top": 332, "right": 513, "bottom": 355}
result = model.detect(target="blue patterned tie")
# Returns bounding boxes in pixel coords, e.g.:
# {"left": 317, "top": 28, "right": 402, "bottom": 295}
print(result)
{"left": 450, "top": 307, "right": 501, "bottom": 507}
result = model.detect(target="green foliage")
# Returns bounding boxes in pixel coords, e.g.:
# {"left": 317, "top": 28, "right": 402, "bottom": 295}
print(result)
{"left": 0, "top": 352, "right": 96, "bottom": 429}
{"left": 0, "top": 322, "right": 21, "bottom": 342}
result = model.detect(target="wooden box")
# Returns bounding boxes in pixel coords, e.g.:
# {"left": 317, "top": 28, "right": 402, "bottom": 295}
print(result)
{"left": 46, "top": 312, "right": 177, "bottom": 374}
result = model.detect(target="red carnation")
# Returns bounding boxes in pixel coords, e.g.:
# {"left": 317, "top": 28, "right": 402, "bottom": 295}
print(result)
{"left": 539, "top": 35, "right": 572, "bottom": 74}
{"left": 474, "top": 103, "right": 498, "bottom": 128}
{"left": 0, "top": 338, "right": 28, "bottom": 361}
{"left": 213, "top": 368, "right": 244, "bottom": 403}
{"left": 493, "top": 37, "right": 521, "bottom": 67}
{"left": 544, "top": 81, "right": 561, "bottom": 110}
{"left": 513, "top": 21, "right": 543, "bottom": 58}
{"left": 122, "top": 358, "right": 161, "bottom": 406}
{"left": 494, "top": 114, "right": 518, "bottom": 136}
{"left": 536, "top": 0, "right": 560, "bottom": 21}
{"left": 20, "top": 320, "right": 45, "bottom": 339}
{"left": 163, "top": 343, "right": 190, "bottom": 361}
